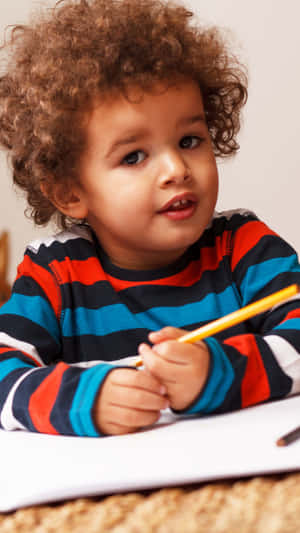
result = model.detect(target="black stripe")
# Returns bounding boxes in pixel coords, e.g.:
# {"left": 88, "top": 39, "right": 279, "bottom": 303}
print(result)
{"left": 50, "top": 366, "right": 84, "bottom": 436}
{"left": 60, "top": 257, "right": 232, "bottom": 312}
{"left": 0, "top": 368, "right": 31, "bottom": 420}
{"left": 0, "top": 315, "right": 60, "bottom": 365}
{"left": 27, "top": 236, "right": 95, "bottom": 265}
{"left": 13, "top": 367, "right": 55, "bottom": 432}
{"left": 260, "top": 298, "right": 300, "bottom": 334}
{"left": 13, "top": 275, "right": 51, "bottom": 299}
{"left": 60, "top": 329, "right": 150, "bottom": 363}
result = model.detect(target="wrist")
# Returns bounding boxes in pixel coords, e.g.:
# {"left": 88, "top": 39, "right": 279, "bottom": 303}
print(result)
{"left": 172, "top": 337, "right": 234, "bottom": 415}
{"left": 171, "top": 344, "right": 212, "bottom": 414}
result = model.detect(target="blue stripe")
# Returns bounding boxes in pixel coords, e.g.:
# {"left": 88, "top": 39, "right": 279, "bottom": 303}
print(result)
{"left": 0, "top": 358, "right": 32, "bottom": 382}
{"left": 62, "top": 285, "right": 240, "bottom": 337}
{"left": 0, "top": 294, "right": 59, "bottom": 343}
{"left": 69, "top": 364, "right": 114, "bottom": 437}
{"left": 240, "top": 255, "right": 300, "bottom": 305}
{"left": 183, "top": 337, "right": 234, "bottom": 414}
{"left": 275, "top": 318, "right": 300, "bottom": 331}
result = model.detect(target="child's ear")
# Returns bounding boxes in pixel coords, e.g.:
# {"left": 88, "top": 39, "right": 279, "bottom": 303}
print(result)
{"left": 40, "top": 182, "right": 88, "bottom": 220}
{"left": 53, "top": 186, "right": 88, "bottom": 220}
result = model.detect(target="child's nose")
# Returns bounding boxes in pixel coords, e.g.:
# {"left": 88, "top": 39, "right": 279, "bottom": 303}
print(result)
{"left": 158, "top": 150, "right": 191, "bottom": 187}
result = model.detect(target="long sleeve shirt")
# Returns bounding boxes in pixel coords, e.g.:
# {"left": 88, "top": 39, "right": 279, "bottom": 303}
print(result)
{"left": 1, "top": 209, "right": 300, "bottom": 436}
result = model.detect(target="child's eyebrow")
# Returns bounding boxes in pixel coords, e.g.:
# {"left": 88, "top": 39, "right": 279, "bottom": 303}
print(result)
{"left": 177, "top": 114, "right": 206, "bottom": 126}
{"left": 105, "top": 130, "right": 148, "bottom": 159}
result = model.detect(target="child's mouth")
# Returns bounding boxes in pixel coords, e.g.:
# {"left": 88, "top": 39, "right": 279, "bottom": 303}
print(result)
{"left": 159, "top": 198, "right": 196, "bottom": 220}
{"left": 166, "top": 199, "right": 192, "bottom": 211}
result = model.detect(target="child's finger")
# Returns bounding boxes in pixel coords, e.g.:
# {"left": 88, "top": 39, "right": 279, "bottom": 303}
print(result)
{"left": 153, "top": 340, "right": 192, "bottom": 365}
{"left": 110, "top": 367, "right": 167, "bottom": 396}
{"left": 101, "top": 404, "right": 161, "bottom": 430}
{"left": 109, "top": 383, "right": 169, "bottom": 411}
{"left": 142, "top": 339, "right": 194, "bottom": 367}
{"left": 138, "top": 343, "right": 177, "bottom": 382}
{"left": 148, "top": 327, "right": 186, "bottom": 344}
{"left": 100, "top": 422, "right": 138, "bottom": 436}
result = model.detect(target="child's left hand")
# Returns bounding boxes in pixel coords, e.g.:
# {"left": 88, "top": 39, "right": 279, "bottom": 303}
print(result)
{"left": 138, "top": 327, "right": 210, "bottom": 411}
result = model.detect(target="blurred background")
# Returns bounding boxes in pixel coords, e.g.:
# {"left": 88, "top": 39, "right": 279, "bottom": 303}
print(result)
{"left": 1, "top": 0, "right": 300, "bottom": 283}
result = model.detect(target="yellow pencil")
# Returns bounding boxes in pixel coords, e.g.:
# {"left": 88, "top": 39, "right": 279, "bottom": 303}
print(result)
{"left": 134, "top": 283, "right": 299, "bottom": 367}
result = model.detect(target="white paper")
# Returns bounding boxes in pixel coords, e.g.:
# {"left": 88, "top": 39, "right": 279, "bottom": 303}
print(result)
{"left": 1, "top": 395, "right": 300, "bottom": 512}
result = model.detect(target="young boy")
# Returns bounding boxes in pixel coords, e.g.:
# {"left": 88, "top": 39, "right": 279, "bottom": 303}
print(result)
{"left": 0, "top": 0, "right": 300, "bottom": 438}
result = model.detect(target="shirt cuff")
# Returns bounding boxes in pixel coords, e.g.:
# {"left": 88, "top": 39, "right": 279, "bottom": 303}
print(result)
{"left": 69, "top": 363, "right": 116, "bottom": 437}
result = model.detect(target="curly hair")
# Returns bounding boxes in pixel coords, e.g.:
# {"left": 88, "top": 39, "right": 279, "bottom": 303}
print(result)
{"left": 0, "top": 0, "right": 247, "bottom": 228}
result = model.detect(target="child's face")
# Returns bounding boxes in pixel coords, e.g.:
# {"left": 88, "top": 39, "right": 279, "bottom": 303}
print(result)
{"left": 74, "top": 79, "right": 218, "bottom": 269}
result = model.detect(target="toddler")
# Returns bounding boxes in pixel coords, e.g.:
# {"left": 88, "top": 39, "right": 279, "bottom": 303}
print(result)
{"left": 0, "top": 0, "right": 300, "bottom": 437}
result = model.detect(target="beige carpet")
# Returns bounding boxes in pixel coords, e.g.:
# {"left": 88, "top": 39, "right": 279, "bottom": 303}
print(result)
{"left": 1, "top": 473, "right": 300, "bottom": 532}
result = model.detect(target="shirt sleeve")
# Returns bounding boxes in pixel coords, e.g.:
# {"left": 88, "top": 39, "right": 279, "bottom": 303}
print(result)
{"left": 0, "top": 250, "right": 116, "bottom": 437}
{"left": 182, "top": 213, "right": 300, "bottom": 415}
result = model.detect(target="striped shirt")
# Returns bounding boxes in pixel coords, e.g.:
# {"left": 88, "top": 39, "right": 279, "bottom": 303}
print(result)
{"left": 1, "top": 209, "right": 300, "bottom": 437}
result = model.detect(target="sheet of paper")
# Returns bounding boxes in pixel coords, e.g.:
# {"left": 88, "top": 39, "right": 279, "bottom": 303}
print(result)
{"left": 1, "top": 395, "right": 300, "bottom": 512}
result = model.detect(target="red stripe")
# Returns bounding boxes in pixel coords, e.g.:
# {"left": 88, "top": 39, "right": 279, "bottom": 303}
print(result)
{"left": 106, "top": 252, "right": 218, "bottom": 290}
{"left": 224, "top": 334, "right": 270, "bottom": 407}
{"left": 50, "top": 252, "right": 215, "bottom": 290}
{"left": 275, "top": 308, "right": 300, "bottom": 329}
{"left": 48, "top": 231, "right": 231, "bottom": 291}
{"left": 0, "top": 346, "right": 42, "bottom": 366}
{"left": 231, "top": 221, "right": 277, "bottom": 271}
{"left": 283, "top": 309, "right": 300, "bottom": 321}
{"left": 18, "top": 255, "right": 61, "bottom": 318}
{"left": 50, "top": 257, "right": 106, "bottom": 286}
{"left": 108, "top": 233, "right": 231, "bottom": 291}
{"left": 0, "top": 346, "right": 16, "bottom": 355}
{"left": 28, "top": 362, "right": 68, "bottom": 434}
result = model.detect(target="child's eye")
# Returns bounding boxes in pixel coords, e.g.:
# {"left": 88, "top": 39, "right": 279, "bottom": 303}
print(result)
{"left": 180, "top": 136, "right": 201, "bottom": 149}
{"left": 121, "top": 150, "right": 146, "bottom": 166}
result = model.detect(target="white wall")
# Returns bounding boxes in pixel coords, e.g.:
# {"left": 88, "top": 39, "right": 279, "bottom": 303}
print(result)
{"left": 1, "top": 0, "right": 300, "bottom": 283}
{"left": 190, "top": 0, "right": 300, "bottom": 249}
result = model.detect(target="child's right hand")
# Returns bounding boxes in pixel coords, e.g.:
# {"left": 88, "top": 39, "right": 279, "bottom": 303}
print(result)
{"left": 93, "top": 368, "right": 169, "bottom": 435}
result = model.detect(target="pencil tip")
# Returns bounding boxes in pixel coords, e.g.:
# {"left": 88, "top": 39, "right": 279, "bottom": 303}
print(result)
{"left": 276, "top": 438, "right": 285, "bottom": 447}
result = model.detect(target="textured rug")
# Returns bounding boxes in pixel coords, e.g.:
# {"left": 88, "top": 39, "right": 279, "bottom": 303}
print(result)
{"left": 1, "top": 473, "right": 300, "bottom": 532}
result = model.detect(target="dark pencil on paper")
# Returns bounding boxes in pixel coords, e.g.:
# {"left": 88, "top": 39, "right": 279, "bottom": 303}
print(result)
{"left": 276, "top": 425, "right": 300, "bottom": 447}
